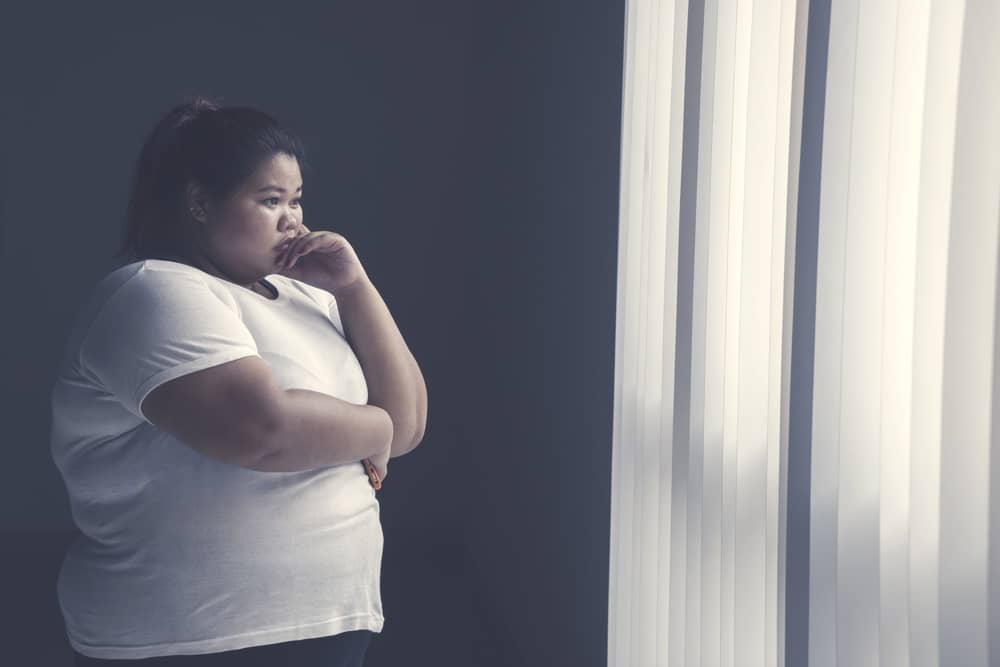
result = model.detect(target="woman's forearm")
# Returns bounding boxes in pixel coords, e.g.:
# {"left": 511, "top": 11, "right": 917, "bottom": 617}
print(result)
{"left": 250, "top": 389, "right": 393, "bottom": 473}
{"left": 332, "top": 277, "right": 426, "bottom": 457}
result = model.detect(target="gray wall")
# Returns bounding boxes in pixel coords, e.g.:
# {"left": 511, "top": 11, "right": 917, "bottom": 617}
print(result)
{"left": 0, "top": 1, "right": 625, "bottom": 665}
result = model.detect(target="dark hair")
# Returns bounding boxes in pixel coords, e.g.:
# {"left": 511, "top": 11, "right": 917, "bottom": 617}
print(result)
{"left": 113, "top": 96, "right": 310, "bottom": 261}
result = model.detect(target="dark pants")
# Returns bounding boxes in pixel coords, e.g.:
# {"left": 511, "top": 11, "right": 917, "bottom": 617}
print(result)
{"left": 72, "top": 630, "right": 373, "bottom": 667}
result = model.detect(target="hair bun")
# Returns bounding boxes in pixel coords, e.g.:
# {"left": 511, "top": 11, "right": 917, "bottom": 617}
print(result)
{"left": 173, "top": 96, "right": 220, "bottom": 130}
{"left": 189, "top": 96, "right": 218, "bottom": 114}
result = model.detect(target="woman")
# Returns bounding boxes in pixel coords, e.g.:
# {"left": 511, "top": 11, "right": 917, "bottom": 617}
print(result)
{"left": 49, "top": 97, "right": 427, "bottom": 666}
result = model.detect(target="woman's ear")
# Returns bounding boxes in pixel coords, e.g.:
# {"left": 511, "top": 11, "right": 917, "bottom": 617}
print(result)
{"left": 185, "top": 182, "right": 210, "bottom": 224}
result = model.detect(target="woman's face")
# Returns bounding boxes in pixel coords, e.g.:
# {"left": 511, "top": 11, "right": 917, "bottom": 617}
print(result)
{"left": 201, "top": 152, "right": 304, "bottom": 282}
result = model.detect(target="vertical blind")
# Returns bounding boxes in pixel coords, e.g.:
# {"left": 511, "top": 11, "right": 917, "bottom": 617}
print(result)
{"left": 607, "top": 0, "right": 1000, "bottom": 666}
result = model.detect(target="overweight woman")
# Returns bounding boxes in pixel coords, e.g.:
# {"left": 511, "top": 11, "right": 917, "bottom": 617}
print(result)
{"left": 49, "top": 98, "right": 427, "bottom": 666}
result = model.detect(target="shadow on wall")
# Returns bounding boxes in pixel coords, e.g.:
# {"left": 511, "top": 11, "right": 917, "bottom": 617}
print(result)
{"left": 3, "top": 531, "right": 78, "bottom": 666}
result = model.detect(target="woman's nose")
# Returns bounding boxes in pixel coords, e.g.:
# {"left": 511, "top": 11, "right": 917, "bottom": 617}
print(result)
{"left": 280, "top": 217, "right": 299, "bottom": 234}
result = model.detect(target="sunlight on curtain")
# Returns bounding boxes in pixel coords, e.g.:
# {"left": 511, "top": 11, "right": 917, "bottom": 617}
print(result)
{"left": 607, "top": 0, "right": 999, "bottom": 666}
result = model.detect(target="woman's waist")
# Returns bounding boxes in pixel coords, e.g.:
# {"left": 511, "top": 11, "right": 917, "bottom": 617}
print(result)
{"left": 57, "top": 506, "right": 384, "bottom": 652}
{"left": 61, "top": 503, "right": 382, "bottom": 590}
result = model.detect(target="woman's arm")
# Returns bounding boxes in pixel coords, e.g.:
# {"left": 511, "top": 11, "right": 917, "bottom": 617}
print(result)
{"left": 333, "top": 277, "right": 427, "bottom": 458}
{"left": 141, "top": 356, "right": 394, "bottom": 473}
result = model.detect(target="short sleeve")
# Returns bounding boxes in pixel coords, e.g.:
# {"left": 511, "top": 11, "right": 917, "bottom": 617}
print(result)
{"left": 79, "top": 266, "right": 261, "bottom": 424}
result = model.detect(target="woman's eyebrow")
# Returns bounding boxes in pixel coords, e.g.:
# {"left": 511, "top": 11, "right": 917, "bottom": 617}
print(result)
{"left": 255, "top": 185, "right": 303, "bottom": 193}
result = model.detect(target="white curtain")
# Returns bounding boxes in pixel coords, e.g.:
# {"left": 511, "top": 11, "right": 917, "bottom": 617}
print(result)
{"left": 607, "top": 0, "right": 1000, "bottom": 666}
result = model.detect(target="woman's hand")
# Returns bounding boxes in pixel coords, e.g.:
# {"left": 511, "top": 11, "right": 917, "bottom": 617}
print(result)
{"left": 362, "top": 448, "right": 389, "bottom": 490}
{"left": 276, "top": 224, "right": 370, "bottom": 293}
{"left": 369, "top": 446, "right": 390, "bottom": 482}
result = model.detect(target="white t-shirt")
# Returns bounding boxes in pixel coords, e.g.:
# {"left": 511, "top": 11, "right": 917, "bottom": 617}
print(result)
{"left": 49, "top": 259, "right": 384, "bottom": 660}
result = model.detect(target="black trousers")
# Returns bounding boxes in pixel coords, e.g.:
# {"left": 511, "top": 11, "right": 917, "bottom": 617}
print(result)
{"left": 72, "top": 630, "right": 373, "bottom": 667}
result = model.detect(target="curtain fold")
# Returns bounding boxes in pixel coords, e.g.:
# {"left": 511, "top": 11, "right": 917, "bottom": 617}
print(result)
{"left": 607, "top": 0, "right": 1000, "bottom": 666}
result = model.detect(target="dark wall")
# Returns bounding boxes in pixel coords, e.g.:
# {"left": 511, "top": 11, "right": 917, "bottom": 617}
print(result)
{"left": 0, "top": 2, "right": 625, "bottom": 665}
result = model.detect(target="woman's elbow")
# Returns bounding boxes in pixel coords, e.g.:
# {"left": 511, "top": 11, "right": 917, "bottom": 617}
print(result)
{"left": 392, "top": 418, "right": 425, "bottom": 458}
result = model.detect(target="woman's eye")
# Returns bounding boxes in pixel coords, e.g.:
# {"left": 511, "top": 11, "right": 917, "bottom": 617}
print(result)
{"left": 263, "top": 198, "right": 302, "bottom": 207}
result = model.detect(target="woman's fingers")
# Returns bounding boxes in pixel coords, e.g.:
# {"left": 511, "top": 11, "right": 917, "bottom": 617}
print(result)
{"left": 282, "top": 232, "right": 317, "bottom": 267}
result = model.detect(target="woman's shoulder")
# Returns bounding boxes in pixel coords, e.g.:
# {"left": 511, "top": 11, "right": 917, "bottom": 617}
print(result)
{"left": 112, "top": 258, "right": 207, "bottom": 280}
{"left": 96, "top": 258, "right": 202, "bottom": 286}
{"left": 82, "top": 260, "right": 200, "bottom": 307}
{"left": 78, "top": 260, "right": 239, "bottom": 329}
{"left": 56, "top": 261, "right": 206, "bottom": 377}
